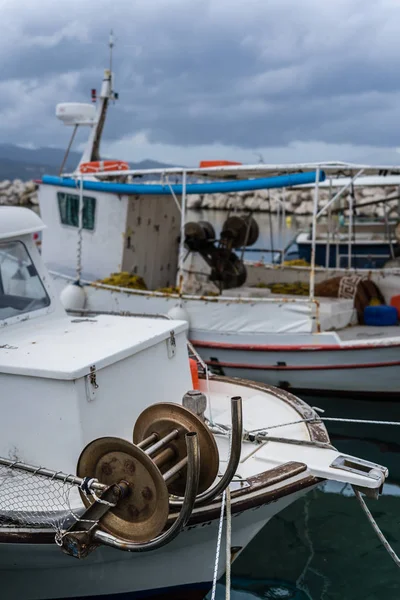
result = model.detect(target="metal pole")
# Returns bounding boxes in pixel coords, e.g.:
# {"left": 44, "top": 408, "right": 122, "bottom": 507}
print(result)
{"left": 176, "top": 170, "right": 187, "bottom": 291}
{"left": 348, "top": 185, "right": 353, "bottom": 269}
{"left": 310, "top": 168, "right": 320, "bottom": 300}
{"left": 0, "top": 457, "right": 106, "bottom": 492}
{"left": 59, "top": 125, "right": 78, "bottom": 176}
{"left": 325, "top": 178, "right": 332, "bottom": 269}
{"left": 316, "top": 169, "right": 364, "bottom": 219}
{"left": 169, "top": 396, "right": 243, "bottom": 508}
{"left": 281, "top": 188, "right": 286, "bottom": 266}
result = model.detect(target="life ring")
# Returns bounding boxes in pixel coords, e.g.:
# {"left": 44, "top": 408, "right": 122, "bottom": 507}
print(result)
{"left": 79, "top": 160, "right": 129, "bottom": 174}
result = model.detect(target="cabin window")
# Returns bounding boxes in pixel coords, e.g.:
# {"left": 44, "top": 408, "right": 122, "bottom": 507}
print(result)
{"left": 57, "top": 192, "right": 96, "bottom": 231}
{"left": 0, "top": 241, "right": 50, "bottom": 321}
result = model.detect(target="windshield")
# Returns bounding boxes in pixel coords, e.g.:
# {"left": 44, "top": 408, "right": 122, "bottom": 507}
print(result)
{"left": 0, "top": 241, "right": 50, "bottom": 320}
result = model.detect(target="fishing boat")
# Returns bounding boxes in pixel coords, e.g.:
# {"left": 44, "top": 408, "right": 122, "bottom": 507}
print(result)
{"left": 0, "top": 206, "right": 389, "bottom": 600}
{"left": 36, "top": 43, "right": 400, "bottom": 399}
{"left": 290, "top": 216, "right": 400, "bottom": 269}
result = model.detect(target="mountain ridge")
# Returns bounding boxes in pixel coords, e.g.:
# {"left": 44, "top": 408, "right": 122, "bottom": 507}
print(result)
{"left": 0, "top": 144, "right": 177, "bottom": 181}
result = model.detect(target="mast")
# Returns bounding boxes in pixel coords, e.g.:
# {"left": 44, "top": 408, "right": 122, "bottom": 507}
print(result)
{"left": 79, "top": 31, "right": 118, "bottom": 167}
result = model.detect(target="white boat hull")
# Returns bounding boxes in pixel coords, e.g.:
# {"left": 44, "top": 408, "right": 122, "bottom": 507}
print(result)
{"left": 191, "top": 332, "right": 400, "bottom": 398}
{"left": 49, "top": 274, "right": 400, "bottom": 398}
{"left": 0, "top": 489, "right": 307, "bottom": 600}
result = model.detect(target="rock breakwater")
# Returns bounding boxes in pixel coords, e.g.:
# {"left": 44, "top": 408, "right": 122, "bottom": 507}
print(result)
{"left": 0, "top": 179, "right": 39, "bottom": 207}
{"left": 187, "top": 185, "right": 400, "bottom": 218}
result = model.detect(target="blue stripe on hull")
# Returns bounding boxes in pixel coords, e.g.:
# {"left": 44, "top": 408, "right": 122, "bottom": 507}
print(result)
{"left": 41, "top": 171, "right": 325, "bottom": 196}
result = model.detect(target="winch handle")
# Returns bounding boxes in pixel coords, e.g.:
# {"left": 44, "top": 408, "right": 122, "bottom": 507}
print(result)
{"left": 169, "top": 396, "right": 243, "bottom": 508}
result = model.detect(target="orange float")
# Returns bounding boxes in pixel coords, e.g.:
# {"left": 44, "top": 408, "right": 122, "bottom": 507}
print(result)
{"left": 189, "top": 358, "right": 200, "bottom": 390}
{"left": 79, "top": 160, "right": 129, "bottom": 174}
{"left": 199, "top": 160, "right": 242, "bottom": 168}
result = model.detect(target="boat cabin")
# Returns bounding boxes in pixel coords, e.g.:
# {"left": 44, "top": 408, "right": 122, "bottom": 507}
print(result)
{"left": 0, "top": 207, "right": 191, "bottom": 473}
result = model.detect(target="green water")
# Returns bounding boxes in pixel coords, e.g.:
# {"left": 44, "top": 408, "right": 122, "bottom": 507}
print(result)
{"left": 212, "top": 395, "right": 400, "bottom": 600}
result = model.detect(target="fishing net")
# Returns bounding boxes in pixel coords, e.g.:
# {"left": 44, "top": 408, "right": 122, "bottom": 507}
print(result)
{"left": 0, "top": 463, "right": 82, "bottom": 535}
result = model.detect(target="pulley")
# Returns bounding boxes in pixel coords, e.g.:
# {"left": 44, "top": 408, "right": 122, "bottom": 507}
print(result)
{"left": 133, "top": 402, "right": 219, "bottom": 497}
{"left": 184, "top": 220, "right": 216, "bottom": 251}
{"left": 221, "top": 215, "right": 259, "bottom": 248}
{"left": 210, "top": 251, "right": 247, "bottom": 290}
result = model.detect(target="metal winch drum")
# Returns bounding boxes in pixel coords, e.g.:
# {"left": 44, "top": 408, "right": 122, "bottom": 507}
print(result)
{"left": 77, "top": 402, "right": 219, "bottom": 543}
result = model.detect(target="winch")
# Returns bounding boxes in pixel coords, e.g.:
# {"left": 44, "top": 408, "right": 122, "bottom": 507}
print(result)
{"left": 59, "top": 396, "right": 242, "bottom": 557}
{"left": 184, "top": 214, "right": 259, "bottom": 291}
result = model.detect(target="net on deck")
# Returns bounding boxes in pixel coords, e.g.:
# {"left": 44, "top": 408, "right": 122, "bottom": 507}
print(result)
{"left": 0, "top": 463, "right": 81, "bottom": 535}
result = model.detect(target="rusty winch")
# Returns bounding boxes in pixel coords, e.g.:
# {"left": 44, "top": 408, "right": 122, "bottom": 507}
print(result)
{"left": 59, "top": 395, "right": 242, "bottom": 558}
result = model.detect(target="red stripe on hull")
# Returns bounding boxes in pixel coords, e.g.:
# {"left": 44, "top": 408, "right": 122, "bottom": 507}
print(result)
{"left": 205, "top": 359, "right": 400, "bottom": 371}
{"left": 191, "top": 339, "right": 400, "bottom": 352}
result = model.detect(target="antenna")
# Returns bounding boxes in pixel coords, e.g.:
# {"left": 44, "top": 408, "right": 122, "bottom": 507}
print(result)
{"left": 109, "top": 29, "right": 114, "bottom": 75}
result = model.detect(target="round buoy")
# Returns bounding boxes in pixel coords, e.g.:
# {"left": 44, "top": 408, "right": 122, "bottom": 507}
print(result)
{"left": 167, "top": 303, "right": 190, "bottom": 326}
{"left": 60, "top": 282, "right": 87, "bottom": 310}
{"left": 77, "top": 437, "right": 170, "bottom": 542}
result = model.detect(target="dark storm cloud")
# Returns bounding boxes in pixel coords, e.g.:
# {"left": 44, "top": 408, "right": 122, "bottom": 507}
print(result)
{"left": 2, "top": 0, "right": 400, "bottom": 153}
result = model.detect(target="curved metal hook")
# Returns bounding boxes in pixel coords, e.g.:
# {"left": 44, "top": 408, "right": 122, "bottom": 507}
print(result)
{"left": 169, "top": 396, "right": 243, "bottom": 508}
{"left": 94, "top": 431, "right": 200, "bottom": 552}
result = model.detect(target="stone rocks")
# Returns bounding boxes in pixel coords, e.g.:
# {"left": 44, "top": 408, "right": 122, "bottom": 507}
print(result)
{"left": 185, "top": 185, "right": 400, "bottom": 216}
{"left": 0, "top": 180, "right": 39, "bottom": 207}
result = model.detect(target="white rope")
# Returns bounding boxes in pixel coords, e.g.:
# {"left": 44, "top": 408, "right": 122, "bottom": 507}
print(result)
{"left": 211, "top": 490, "right": 227, "bottom": 600}
{"left": 76, "top": 176, "right": 84, "bottom": 283}
{"left": 164, "top": 176, "right": 182, "bottom": 214}
{"left": 225, "top": 487, "right": 232, "bottom": 600}
{"left": 246, "top": 415, "right": 400, "bottom": 436}
{"left": 353, "top": 487, "right": 400, "bottom": 568}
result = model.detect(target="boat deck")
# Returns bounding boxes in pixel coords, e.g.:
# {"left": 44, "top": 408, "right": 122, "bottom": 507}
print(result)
{"left": 337, "top": 324, "right": 400, "bottom": 344}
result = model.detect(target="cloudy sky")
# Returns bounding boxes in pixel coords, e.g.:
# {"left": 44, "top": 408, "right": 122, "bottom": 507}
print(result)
{"left": 2, "top": 0, "right": 400, "bottom": 166}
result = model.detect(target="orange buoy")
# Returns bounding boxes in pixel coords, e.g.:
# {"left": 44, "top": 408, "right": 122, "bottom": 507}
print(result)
{"left": 79, "top": 160, "right": 130, "bottom": 174}
{"left": 390, "top": 294, "right": 400, "bottom": 319}
{"left": 199, "top": 160, "right": 242, "bottom": 168}
{"left": 189, "top": 358, "right": 200, "bottom": 390}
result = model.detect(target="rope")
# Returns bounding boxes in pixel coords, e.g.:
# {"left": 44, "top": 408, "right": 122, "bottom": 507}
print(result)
{"left": 246, "top": 415, "right": 400, "bottom": 436}
{"left": 76, "top": 176, "right": 84, "bottom": 283}
{"left": 353, "top": 487, "right": 400, "bottom": 568}
{"left": 225, "top": 487, "right": 231, "bottom": 600}
{"left": 210, "top": 490, "right": 227, "bottom": 600}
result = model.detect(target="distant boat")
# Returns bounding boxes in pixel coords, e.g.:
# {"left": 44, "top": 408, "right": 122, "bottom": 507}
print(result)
{"left": 36, "top": 42, "right": 400, "bottom": 400}
{"left": 288, "top": 218, "right": 400, "bottom": 269}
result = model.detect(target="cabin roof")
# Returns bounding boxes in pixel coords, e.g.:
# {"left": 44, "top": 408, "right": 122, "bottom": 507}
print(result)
{"left": 0, "top": 207, "right": 45, "bottom": 241}
{"left": 63, "top": 161, "right": 400, "bottom": 181}
{"left": 0, "top": 314, "right": 188, "bottom": 380}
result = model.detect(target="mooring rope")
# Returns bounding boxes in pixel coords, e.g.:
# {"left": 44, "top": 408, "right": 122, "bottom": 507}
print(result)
{"left": 225, "top": 487, "right": 232, "bottom": 600}
{"left": 353, "top": 487, "right": 400, "bottom": 568}
{"left": 211, "top": 490, "right": 227, "bottom": 600}
{"left": 210, "top": 487, "right": 232, "bottom": 600}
